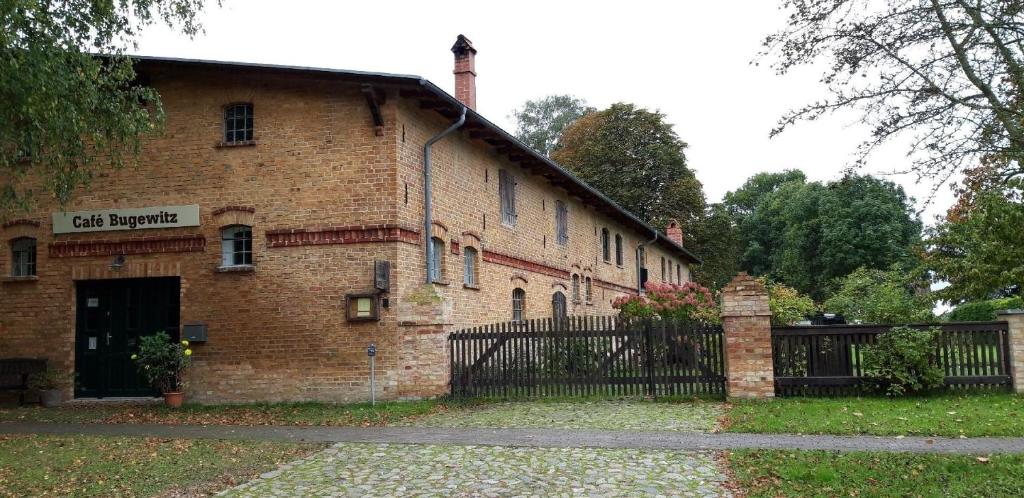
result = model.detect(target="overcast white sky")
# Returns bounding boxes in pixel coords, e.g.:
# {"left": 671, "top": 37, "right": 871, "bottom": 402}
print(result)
{"left": 135, "top": 0, "right": 955, "bottom": 222}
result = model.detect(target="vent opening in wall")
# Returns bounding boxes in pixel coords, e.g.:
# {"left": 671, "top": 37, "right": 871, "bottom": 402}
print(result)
{"left": 483, "top": 213, "right": 487, "bottom": 231}
{"left": 402, "top": 124, "right": 406, "bottom": 142}
{"left": 485, "top": 169, "right": 488, "bottom": 183}
{"left": 404, "top": 183, "right": 409, "bottom": 205}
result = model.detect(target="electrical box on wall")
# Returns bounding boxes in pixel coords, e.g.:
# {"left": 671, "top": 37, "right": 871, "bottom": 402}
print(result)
{"left": 374, "top": 260, "right": 391, "bottom": 292}
{"left": 182, "top": 323, "right": 208, "bottom": 343}
{"left": 346, "top": 293, "right": 380, "bottom": 321}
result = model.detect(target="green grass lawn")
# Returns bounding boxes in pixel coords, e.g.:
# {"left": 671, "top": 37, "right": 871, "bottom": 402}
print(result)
{"left": 727, "top": 450, "right": 1024, "bottom": 497}
{"left": 0, "top": 399, "right": 448, "bottom": 427}
{"left": 0, "top": 434, "right": 321, "bottom": 497}
{"left": 726, "top": 393, "right": 1024, "bottom": 437}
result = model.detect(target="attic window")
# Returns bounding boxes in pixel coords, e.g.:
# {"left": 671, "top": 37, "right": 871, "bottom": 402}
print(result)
{"left": 224, "top": 103, "right": 254, "bottom": 143}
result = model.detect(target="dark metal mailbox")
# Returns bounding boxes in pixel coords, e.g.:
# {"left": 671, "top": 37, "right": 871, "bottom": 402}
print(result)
{"left": 182, "top": 323, "right": 208, "bottom": 343}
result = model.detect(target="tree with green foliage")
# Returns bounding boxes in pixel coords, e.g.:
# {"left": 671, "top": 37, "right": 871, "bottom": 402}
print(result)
{"left": 510, "top": 95, "right": 594, "bottom": 157}
{"left": 1, "top": 0, "right": 211, "bottom": 217}
{"left": 862, "top": 326, "right": 945, "bottom": 396}
{"left": 757, "top": 277, "right": 817, "bottom": 326}
{"left": 925, "top": 177, "right": 1024, "bottom": 302}
{"left": 688, "top": 203, "right": 740, "bottom": 291}
{"left": 552, "top": 102, "right": 706, "bottom": 230}
{"left": 824, "top": 267, "right": 934, "bottom": 324}
{"left": 724, "top": 173, "right": 922, "bottom": 299}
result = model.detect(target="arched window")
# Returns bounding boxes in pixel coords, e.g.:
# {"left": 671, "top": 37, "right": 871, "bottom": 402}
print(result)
{"left": 555, "top": 200, "right": 568, "bottom": 245}
{"left": 584, "top": 277, "right": 592, "bottom": 303}
{"left": 512, "top": 288, "right": 526, "bottom": 322}
{"left": 614, "top": 234, "right": 623, "bottom": 266}
{"left": 220, "top": 226, "right": 252, "bottom": 267}
{"left": 10, "top": 237, "right": 36, "bottom": 277}
{"left": 463, "top": 247, "right": 478, "bottom": 286}
{"left": 661, "top": 256, "right": 666, "bottom": 281}
{"left": 571, "top": 274, "right": 580, "bottom": 302}
{"left": 601, "top": 228, "right": 610, "bottom": 262}
{"left": 552, "top": 291, "right": 567, "bottom": 320}
{"left": 224, "top": 103, "right": 254, "bottom": 143}
{"left": 430, "top": 237, "right": 445, "bottom": 282}
{"left": 677, "top": 264, "right": 684, "bottom": 284}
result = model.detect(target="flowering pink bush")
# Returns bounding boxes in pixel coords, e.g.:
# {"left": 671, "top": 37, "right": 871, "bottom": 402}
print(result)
{"left": 613, "top": 281, "right": 719, "bottom": 323}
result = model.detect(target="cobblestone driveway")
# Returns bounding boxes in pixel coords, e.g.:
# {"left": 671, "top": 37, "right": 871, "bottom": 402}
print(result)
{"left": 221, "top": 442, "right": 729, "bottom": 497}
{"left": 405, "top": 400, "right": 723, "bottom": 432}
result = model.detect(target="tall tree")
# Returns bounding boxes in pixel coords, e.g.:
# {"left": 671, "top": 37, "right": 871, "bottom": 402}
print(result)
{"left": 552, "top": 102, "right": 706, "bottom": 229}
{"left": 510, "top": 95, "right": 594, "bottom": 156}
{"left": 764, "top": 1, "right": 1024, "bottom": 184}
{"left": 1, "top": 0, "right": 210, "bottom": 216}
{"left": 688, "top": 203, "right": 741, "bottom": 291}
{"left": 725, "top": 173, "right": 922, "bottom": 299}
{"left": 925, "top": 175, "right": 1024, "bottom": 301}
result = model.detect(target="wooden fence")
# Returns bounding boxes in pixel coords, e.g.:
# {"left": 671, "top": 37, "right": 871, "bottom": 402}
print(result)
{"left": 772, "top": 321, "right": 1012, "bottom": 396}
{"left": 449, "top": 316, "right": 726, "bottom": 398}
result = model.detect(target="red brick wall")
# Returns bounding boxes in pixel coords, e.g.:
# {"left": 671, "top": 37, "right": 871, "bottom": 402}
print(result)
{"left": 720, "top": 272, "right": 775, "bottom": 399}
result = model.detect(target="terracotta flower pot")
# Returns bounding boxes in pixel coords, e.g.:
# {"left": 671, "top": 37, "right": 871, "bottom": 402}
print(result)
{"left": 163, "top": 391, "right": 184, "bottom": 408}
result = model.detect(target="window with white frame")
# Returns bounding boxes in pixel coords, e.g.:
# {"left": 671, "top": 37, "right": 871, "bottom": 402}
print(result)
{"left": 512, "top": 288, "right": 525, "bottom": 322}
{"left": 614, "top": 234, "right": 623, "bottom": 266}
{"left": 463, "top": 247, "right": 478, "bottom": 286}
{"left": 10, "top": 237, "right": 36, "bottom": 277}
{"left": 220, "top": 226, "right": 253, "bottom": 267}
{"left": 584, "top": 276, "right": 592, "bottom": 303}
{"left": 430, "top": 237, "right": 445, "bottom": 282}
{"left": 224, "top": 103, "right": 254, "bottom": 143}
{"left": 571, "top": 274, "right": 580, "bottom": 302}
{"left": 601, "top": 228, "right": 610, "bottom": 262}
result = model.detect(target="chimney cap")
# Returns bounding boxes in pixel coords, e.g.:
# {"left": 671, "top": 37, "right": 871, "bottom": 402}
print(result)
{"left": 451, "top": 34, "right": 477, "bottom": 56}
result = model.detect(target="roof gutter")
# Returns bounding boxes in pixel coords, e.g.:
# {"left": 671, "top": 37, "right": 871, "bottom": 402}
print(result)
{"left": 423, "top": 103, "right": 467, "bottom": 284}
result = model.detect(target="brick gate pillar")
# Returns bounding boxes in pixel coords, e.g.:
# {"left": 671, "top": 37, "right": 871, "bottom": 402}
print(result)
{"left": 720, "top": 273, "right": 775, "bottom": 399}
{"left": 996, "top": 309, "right": 1024, "bottom": 394}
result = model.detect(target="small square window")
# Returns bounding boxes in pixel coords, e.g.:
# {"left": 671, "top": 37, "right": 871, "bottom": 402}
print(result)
{"left": 10, "top": 237, "right": 36, "bottom": 277}
{"left": 221, "top": 226, "right": 253, "bottom": 267}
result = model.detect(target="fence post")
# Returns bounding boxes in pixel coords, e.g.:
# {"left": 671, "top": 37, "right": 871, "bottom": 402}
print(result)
{"left": 643, "top": 318, "right": 657, "bottom": 398}
{"left": 720, "top": 272, "right": 775, "bottom": 399}
{"left": 996, "top": 309, "right": 1024, "bottom": 394}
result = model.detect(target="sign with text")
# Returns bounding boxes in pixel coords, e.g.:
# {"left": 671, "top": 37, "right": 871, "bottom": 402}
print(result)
{"left": 52, "top": 205, "right": 200, "bottom": 234}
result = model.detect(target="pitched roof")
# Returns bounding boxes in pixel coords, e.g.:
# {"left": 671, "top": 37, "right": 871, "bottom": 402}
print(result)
{"left": 132, "top": 55, "right": 701, "bottom": 263}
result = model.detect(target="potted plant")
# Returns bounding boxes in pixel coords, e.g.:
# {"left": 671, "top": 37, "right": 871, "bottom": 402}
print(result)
{"left": 132, "top": 331, "right": 193, "bottom": 407}
{"left": 27, "top": 369, "right": 72, "bottom": 408}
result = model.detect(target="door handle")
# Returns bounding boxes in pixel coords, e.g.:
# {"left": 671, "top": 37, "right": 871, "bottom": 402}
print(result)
{"left": 106, "top": 332, "right": 112, "bottom": 346}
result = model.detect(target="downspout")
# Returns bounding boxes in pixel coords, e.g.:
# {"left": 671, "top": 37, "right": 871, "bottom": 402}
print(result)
{"left": 423, "top": 106, "right": 467, "bottom": 284}
{"left": 636, "top": 230, "right": 658, "bottom": 294}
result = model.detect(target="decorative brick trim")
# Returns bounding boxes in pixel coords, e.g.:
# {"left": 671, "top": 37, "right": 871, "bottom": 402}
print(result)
{"left": 593, "top": 278, "right": 637, "bottom": 295}
{"left": 211, "top": 205, "right": 256, "bottom": 216}
{"left": 461, "top": 230, "right": 482, "bottom": 241}
{"left": 2, "top": 219, "right": 41, "bottom": 229}
{"left": 49, "top": 235, "right": 206, "bottom": 258}
{"left": 265, "top": 224, "right": 420, "bottom": 247}
{"left": 482, "top": 250, "right": 570, "bottom": 279}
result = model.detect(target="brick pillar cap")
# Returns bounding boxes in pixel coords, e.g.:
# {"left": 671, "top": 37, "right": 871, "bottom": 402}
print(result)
{"left": 720, "top": 272, "right": 772, "bottom": 318}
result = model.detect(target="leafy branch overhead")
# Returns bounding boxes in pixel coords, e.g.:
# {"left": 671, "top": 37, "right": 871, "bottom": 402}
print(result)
{"left": 0, "top": 0, "right": 211, "bottom": 216}
{"left": 764, "top": 0, "right": 1024, "bottom": 183}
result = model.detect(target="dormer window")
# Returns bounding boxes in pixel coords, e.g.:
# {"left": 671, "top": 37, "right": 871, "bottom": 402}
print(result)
{"left": 224, "top": 103, "right": 254, "bottom": 144}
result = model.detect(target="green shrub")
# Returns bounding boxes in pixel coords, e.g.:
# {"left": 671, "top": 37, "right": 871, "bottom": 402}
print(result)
{"left": 946, "top": 296, "right": 1023, "bottom": 322}
{"left": 758, "top": 277, "right": 817, "bottom": 326}
{"left": 132, "top": 331, "right": 192, "bottom": 393}
{"left": 824, "top": 267, "right": 934, "bottom": 324}
{"left": 861, "top": 326, "right": 945, "bottom": 396}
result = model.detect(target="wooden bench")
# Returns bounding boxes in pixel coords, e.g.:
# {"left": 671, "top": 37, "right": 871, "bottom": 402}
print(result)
{"left": 0, "top": 358, "right": 47, "bottom": 405}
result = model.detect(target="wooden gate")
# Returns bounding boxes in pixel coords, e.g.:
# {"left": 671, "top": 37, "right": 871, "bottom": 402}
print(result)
{"left": 449, "top": 316, "right": 726, "bottom": 398}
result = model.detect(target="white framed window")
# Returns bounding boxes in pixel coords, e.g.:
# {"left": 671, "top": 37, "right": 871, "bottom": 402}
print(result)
{"left": 224, "top": 103, "right": 254, "bottom": 143}
{"left": 615, "top": 234, "right": 623, "bottom": 266}
{"left": 430, "top": 237, "right": 445, "bottom": 282}
{"left": 571, "top": 274, "right": 580, "bottom": 302}
{"left": 10, "top": 237, "right": 36, "bottom": 277}
{"left": 512, "top": 288, "right": 525, "bottom": 322}
{"left": 463, "top": 247, "right": 478, "bottom": 286}
{"left": 601, "top": 228, "right": 610, "bottom": 262}
{"left": 585, "top": 277, "right": 593, "bottom": 303}
{"left": 220, "top": 226, "right": 253, "bottom": 267}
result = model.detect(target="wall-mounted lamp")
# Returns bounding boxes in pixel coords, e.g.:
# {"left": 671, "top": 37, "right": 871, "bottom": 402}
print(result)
{"left": 110, "top": 254, "right": 126, "bottom": 270}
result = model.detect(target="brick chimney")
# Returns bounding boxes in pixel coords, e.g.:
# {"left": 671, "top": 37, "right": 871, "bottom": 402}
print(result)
{"left": 451, "top": 34, "right": 477, "bottom": 109}
{"left": 666, "top": 219, "right": 684, "bottom": 246}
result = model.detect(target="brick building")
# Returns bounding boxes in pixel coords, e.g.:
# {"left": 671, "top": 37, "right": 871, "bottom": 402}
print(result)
{"left": 0, "top": 36, "right": 700, "bottom": 403}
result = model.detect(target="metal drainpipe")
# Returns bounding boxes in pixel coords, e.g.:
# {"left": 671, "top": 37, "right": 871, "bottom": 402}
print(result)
{"left": 423, "top": 106, "right": 467, "bottom": 284}
{"left": 636, "top": 231, "right": 658, "bottom": 294}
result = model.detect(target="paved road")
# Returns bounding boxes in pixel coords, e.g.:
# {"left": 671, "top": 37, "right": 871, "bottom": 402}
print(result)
{"left": 2, "top": 422, "right": 1022, "bottom": 454}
